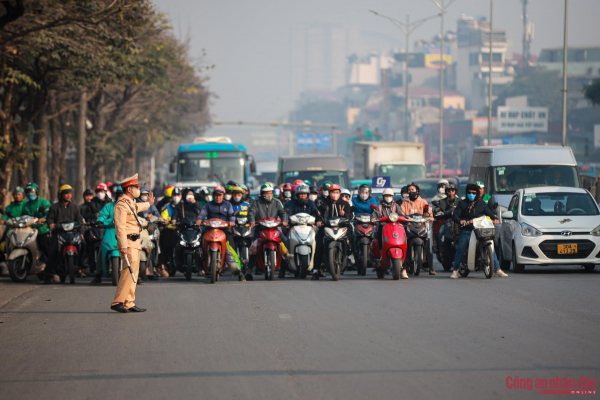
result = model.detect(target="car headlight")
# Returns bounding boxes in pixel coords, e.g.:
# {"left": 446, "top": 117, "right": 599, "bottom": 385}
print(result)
{"left": 591, "top": 225, "right": 600, "bottom": 236}
{"left": 521, "top": 223, "right": 542, "bottom": 237}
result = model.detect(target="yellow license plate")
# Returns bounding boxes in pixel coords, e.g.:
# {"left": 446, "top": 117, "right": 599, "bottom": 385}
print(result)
{"left": 557, "top": 244, "right": 577, "bottom": 254}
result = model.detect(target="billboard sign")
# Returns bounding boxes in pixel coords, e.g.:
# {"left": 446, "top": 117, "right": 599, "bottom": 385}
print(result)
{"left": 372, "top": 176, "right": 391, "bottom": 188}
{"left": 425, "top": 46, "right": 452, "bottom": 70}
{"left": 297, "top": 133, "right": 313, "bottom": 148}
{"left": 497, "top": 106, "right": 548, "bottom": 133}
{"left": 315, "top": 134, "right": 331, "bottom": 149}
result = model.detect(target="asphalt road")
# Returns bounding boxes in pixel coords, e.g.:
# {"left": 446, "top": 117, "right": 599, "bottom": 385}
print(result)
{"left": 1, "top": 262, "right": 599, "bottom": 400}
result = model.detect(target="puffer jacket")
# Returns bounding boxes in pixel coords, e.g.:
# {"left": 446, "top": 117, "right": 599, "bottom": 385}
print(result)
{"left": 352, "top": 196, "right": 378, "bottom": 215}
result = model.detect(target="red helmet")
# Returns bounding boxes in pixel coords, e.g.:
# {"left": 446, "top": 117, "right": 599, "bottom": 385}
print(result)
{"left": 329, "top": 184, "right": 341, "bottom": 191}
{"left": 106, "top": 182, "right": 112, "bottom": 187}
{"left": 213, "top": 186, "right": 226, "bottom": 194}
{"left": 292, "top": 184, "right": 300, "bottom": 192}
{"left": 95, "top": 183, "right": 107, "bottom": 191}
{"left": 283, "top": 183, "right": 292, "bottom": 190}
{"left": 293, "top": 179, "right": 304, "bottom": 186}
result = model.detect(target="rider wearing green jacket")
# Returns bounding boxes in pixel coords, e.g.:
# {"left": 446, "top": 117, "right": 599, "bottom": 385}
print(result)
{"left": 90, "top": 186, "right": 121, "bottom": 284}
{"left": 22, "top": 183, "right": 51, "bottom": 235}
{"left": 1, "top": 187, "right": 27, "bottom": 223}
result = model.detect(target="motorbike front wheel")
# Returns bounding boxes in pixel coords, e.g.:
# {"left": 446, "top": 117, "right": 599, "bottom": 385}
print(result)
{"left": 483, "top": 245, "right": 494, "bottom": 279}
{"left": 413, "top": 246, "right": 421, "bottom": 276}
{"left": 185, "top": 253, "right": 193, "bottom": 281}
{"left": 209, "top": 253, "right": 217, "bottom": 284}
{"left": 459, "top": 268, "right": 470, "bottom": 278}
{"left": 359, "top": 244, "right": 368, "bottom": 276}
{"left": 299, "top": 254, "right": 309, "bottom": 279}
{"left": 8, "top": 256, "right": 29, "bottom": 282}
{"left": 391, "top": 258, "right": 401, "bottom": 280}
{"left": 264, "top": 250, "right": 276, "bottom": 281}
{"left": 328, "top": 247, "right": 341, "bottom": 281}
{"left": 68, "top": 256, "right": 76, "bottom": 284}
{"left": 111, "top": 257, "right": 120, "bottom": 286}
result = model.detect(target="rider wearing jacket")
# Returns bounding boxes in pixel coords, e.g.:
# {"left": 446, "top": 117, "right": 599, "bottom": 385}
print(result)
{"left": 285, "top": 185, "right": 321, "bottom": 221}
{"left": 372, "top": 188, "right": 408, "bottom": 279}
{"left": 171, "top": 188, "right": 203, "bottom": 222}
{"left": 91, "top": 186, "right": 123, "bottom": 284}
{"left": 352, "top": 184, "right": 378, "bottom": 214}
{"left": 400, "top": 183, "right": 433, "bottom": 222}
{"left": 450, "top": 183, "right": 507, "bottom": 279}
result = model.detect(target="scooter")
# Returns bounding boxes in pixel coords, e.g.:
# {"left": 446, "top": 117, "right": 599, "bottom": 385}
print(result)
{"left": 176, "top": 217, "right": 202, "bottom": 280}
{"left": 287, "top": 213, "right": 316, "bottom": 279}
{"left": 459, "top": 216, "right": 495, "bottom": 279}
{"left": 84, "top": 220, "right": 105, "bottom": 274}
{"left": 434, "top": 212, "right": 457, "bottom": 271}
{"left": 255, "top": 217, "right": 283, "bottom": 281}
{"left": 6, "top": 215, "right": 46, "bottom": 282}
{"left": 143, "top": 215, "right": 161, "bottom": 280}
{"left": 355, "top": 210, "right": 376, "bottom": 276}
{"left": 323, "top": 216, "right": 350, "bottom": 281}
{"left": 405, "top": 211, "right": 431, "bottom": 276}
{"left": 201, "top": 218, "right": 229, "bottom": 283}
{"left": 371, "top": 212, "right": 407, "bottom": 280}
{"left": 54, "top": 221, "right": 83, "bottom": 284}
{"left": 101, "top": 227, "right": 121, "bottom": 286}
{"left": 232, "top": 213, "right": 253, "bottom": 277}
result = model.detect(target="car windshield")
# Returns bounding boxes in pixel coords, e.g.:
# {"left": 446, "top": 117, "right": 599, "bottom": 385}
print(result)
{"left": 521, "top": 192, "right": 599, "bottom": 216}
{"left": 414, "top": 182, "right": 438, "bottom": 200}
{"left": 492, "top": 165, "right": 578, "bottom": 194}
{"left": 282, "top": 170, "right": 346, "bottom": 188}
{"left": 379, "top": 164, "right": 425, "bottom": 186}
{"left": 178, "top": 151, "right": 245, "bottom": 184}
{"left": 252, "top": 172, "right": 275, "bottom": 185}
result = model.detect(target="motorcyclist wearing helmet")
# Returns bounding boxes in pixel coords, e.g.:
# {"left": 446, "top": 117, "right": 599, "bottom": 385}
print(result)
{"left": 400, "top": 183, "right": 433, "bottom": 222}
{"left": 44, "top": 184, "right": 85, "bottom": 284}
{"left": 397, "top": 185, "right": 409, "bottom": 207}
{"left": 158, "top": 187, "right": 181, "bottom": 275}
{"left": 195, "top": 187, "right": 210, "bottom": 206}
{"left": 352, "top": 184, "right": 378, "bottom": 214}
{"left": 1, "top": 186, "right": 26, "bottom": 225}
{"left": 313, "top": 184, "right": 354, "bottom": 280}
{"left": 171, "top": 188, "right": 203, "bottom": 223}
{"left": 372, "top": 188, "right": 408, "bottom": 279}
{"left": 433, "top": 182, "right": 460, "bottom": 255}
{"left": 316, "top": 181, "right": 333, "bottom": 208}
{"left": 309, "top": 186, "right": 319, "bottom": 204}
{"left": 449, "top": 183, "right": 507, "bottom": 279}
{"left": 239, "top": 184, "right": 254, "bottom": 206}
{"left": 156, "top": 185, "right": 174, "bottom": 212}
{"left": 230, "top": 186, "right": 251, "bottom": 217}
{"left": 285, "top": 185, "right": 320, "bottom": 224}
{"left": 21, "top": 182, "right": 52, "bottom": 262}
{"left": 475, "top": 181, "right": 492, "bottom": 204}
{"left": 137, "top": 186, "right": 160, "bottom": 219}
{"left": 281, "top": 183, "right": 293, "bottom": 203}
{"left": 82, "top": 184, "right": 111, "bottom": 222}
{"left": 432, "top": 179, "right": 449, "bottom": 203}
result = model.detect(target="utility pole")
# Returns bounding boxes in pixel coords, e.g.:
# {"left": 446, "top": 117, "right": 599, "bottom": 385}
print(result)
{"left": 76, "top": 90, "right": 87, "bottom": 205}
{"left": 369, "top": 10, "right": 438, "bottom": 142}
{"left": 561, "top": 0, "right": 569, "bottom": 146}
{"left": 430, "top": 0, "right": 458, "bottom": 178}
{"left": 488, "top": 0, "right": 494, "bottom": 145}
{"left": 522, "top": 0, "right": 530, "bottom": 68}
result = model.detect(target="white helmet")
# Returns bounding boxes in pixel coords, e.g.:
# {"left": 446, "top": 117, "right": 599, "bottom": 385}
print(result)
{"left": 437, "top": 179, "right": 449, "bottom": 187}
{"left": 341, "top": 188, "right": 351, "bottom": 196}
{"left": 382, "top": 188, "right": 394, "bottom": 196}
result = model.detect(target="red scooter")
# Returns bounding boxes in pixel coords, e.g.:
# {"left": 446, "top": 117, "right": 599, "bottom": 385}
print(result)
{"left": 255, "top": 217, "right": 283, "bottom": 281}
{"left": 201, "top": 218, "right": 229, "bottom": 283}
{"left": 371, "top": 211, "right": 408, "bottom": 280}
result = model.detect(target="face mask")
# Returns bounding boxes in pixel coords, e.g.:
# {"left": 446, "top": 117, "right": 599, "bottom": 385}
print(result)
{"left": 27, "top": 193, "right": 36, "bottom": 201}
{"left": 263, "top": 195, "right": 273, "bottom": 202}
{"left": 309, "top": 194, "right": 318, "bottom": 201}
{"left": 359, "top": 193, "right": 368, "bottom": 201}
{"left": 172, "top": 196, "right": 181, "bottom": 205}
{"left": 284, "top": 191, "right": 291, "bottom": 198}
{"left": 467, "top": 193, "right": 476, "bottom": 201}
{"left": 438, "top": 188, "right": 445, "bottom": 194}
{"left": 205, "top": 195, "right": 213, "bottom": 202}
{"left": 329, "top": 193, "right": 340, "bottom": 202}
{"left": 224, "top": 194, "right": 232, "bottom": 201}
{"left": 97, "top": 192, "right": 106, "bottom": 200}
{"left": 186, "top": 195, "right": 194, "bottom": 202}
{"left": 140, "top": 195, "right": 148, "bottom": 202}
{"left": 323, "top": 190, "right": 329, "bottom": 197}
{"left": 132, "top": 188, "right": 141, "bottom": 198}
{"left": 402, "top": 193, "right": 409, "bottom": 200}
{"left": 408, "top": 192, "right": 418, "bottom": 201}
{"left": 233, "top": 195, "right": 242, "bottom": 202}
{"left": 384, "top": 196, "right": 393, "bottom": 203}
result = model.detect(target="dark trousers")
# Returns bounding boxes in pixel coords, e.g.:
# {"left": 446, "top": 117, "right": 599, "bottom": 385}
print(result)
{"left": 43, "top": 234, "right": 59, "bottom": 277}
{"left": 159, "top": 229, "right": 178, "bottom": 265}
{"left": 313, "top": 229, "right": 326, "bottom": 270}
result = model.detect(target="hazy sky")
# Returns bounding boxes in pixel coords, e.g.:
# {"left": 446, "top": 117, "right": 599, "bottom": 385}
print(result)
{"left": 153, "top": 0, "right": 600, "bottom": 123}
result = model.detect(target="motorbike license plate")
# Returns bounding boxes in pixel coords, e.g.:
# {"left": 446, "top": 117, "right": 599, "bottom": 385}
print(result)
{"left": 557, "top": 244, "right": 577, "bottom": 255}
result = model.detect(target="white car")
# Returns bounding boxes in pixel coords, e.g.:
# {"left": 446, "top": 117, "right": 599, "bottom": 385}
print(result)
{"left": 498, "top": 186, "right": 600, "bottom": 273}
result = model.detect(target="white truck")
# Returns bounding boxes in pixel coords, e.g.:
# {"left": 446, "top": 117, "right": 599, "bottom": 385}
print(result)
{"left": 353, "top": 141, "right": 426, "bottom": 186}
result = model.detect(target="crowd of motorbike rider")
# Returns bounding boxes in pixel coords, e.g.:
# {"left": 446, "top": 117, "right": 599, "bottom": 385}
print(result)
{"left": 0, "top": 173, "right": 509, "bottom": 283}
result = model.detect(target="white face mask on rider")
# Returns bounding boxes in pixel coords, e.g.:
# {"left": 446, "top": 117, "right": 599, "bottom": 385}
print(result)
{"left": 233, "top": 195, "right": 242, "bottom": 202}
{"left": 172, "top": 196, "right": 181, "bottom": 205}
{"left": 224, "top": 194, "right": 232, "bottom": 201}
{"left": 438, "top": 188, "right": 445, "bottom": 194}
{"left": 359, "top": 193, "right": 368, "bottom": 201}
{"left": 384, "top": 196, "right": 393, "bottom": 203}
{"left": 205, "top": 195, "right": 213, "bottom": 202}
{"left": 309, "top": 194, "right": 318, "bottom": 201}
{"left": 97, "top": 192, "right": 106, "bottom": 200}
{"left": 140, "top": 195, "right": 148, "bottom": 202}
{"left": 186, "top": 195, "right": 194, "bottom": 202}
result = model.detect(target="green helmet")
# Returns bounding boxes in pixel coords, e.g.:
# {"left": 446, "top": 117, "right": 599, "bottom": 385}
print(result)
{"left": 304, "top": 180, "right": 311, "bottom": 185}
{"left": 13, "top": 186, "right": 24, "bottom": 194}
{"left": 25, "top": 182, "right": 39, "bottom": 193}
{"left": 475, "top": 181, "right": 485, "bottom": 188}
{"left": 260, "top": 183, "right": 274, "bottom": 193}
{"left": 322, "top": 181, "right": 333, "bottom": 190}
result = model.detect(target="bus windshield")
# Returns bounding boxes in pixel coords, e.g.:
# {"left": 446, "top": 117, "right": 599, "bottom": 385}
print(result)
{"left": 379, "top": 164, "right": 425, "bottom": 186}
{"left": 178, "top": 151, "right": 245, "bottom": 184}
{"left": 282, "top": 170, "right": 347, "bottom": 188}
{"left": 492, "top": 165, "right": 578, "bottom": 194}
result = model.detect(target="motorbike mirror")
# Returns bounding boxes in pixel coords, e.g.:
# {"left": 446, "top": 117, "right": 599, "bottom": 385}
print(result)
{"left": 370, "top": 204, "right": 376, "bottom": 210}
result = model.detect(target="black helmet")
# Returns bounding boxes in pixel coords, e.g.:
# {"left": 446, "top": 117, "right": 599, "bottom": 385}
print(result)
{"left": 226, "top": 180, "right": 237, "bottom": 187}
{"left": 401, "top": 185, "right": 408, "bottom": 194}
{"left": 172, "top": 187, "right": 181, "bottom": 196}
{"left": 407, "top": 182, "right": 420, "bottom": 193}
{"left": 358, "top": 184, "right": 371, "bottom": 194}
{"left": 296, "top": 185, "right": 310, "bottom": 203}
{"left": 446, "top": 182, "right": 457, "bottom": 191}
{"left": 309, "top": 185, "right": 319, "bottom": 194}
{"left": 83, "top": 188, "right": 94, "bottom": 197}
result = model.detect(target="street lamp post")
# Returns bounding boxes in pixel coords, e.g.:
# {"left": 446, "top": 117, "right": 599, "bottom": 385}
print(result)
{"left": 561, "top": 0, "right": 569, "bottom": 146}
{"left": 369, "top": 10, "right": 438, "bottom": 142}
{"left": 431, "top": 0, "right": 458, "bottom": 178}
{"left": 488, "top": 0, "right": 494, "bottom": 145}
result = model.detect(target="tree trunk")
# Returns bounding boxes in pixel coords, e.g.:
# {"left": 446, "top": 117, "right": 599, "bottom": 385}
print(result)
{"left": 0, "top": 83, "right": 15, "bottom": 206}
{"left": 75, "top": 90, "right": 87, "bottom": 204}
{"left": 49, "top": 93, "right": 61, "bottom": 198}
{"left": 33, "top": 101, "right": 49, "bottom": 199}
{"left": 18, "top": 155, "right": 28, "bottom": 187}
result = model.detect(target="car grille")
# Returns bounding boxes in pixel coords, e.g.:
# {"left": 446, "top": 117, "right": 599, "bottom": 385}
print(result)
{"left": 538, "top": 240, "right": 595, "bottom": 259}
{"left": 541, "top": 231, "right": 589, "bottom": 235}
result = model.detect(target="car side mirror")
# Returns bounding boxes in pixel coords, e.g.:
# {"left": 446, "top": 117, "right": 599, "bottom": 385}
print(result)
{"left": 501, "top": 211, "right": 514, "bottom": 220}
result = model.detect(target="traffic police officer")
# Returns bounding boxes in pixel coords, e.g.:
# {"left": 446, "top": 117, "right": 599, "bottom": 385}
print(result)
{"left": 111, "top": 174, "right": 154, "bottom": 313}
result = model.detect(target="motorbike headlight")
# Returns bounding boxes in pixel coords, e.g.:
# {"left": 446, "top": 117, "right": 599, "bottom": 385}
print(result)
{"left": 180, "top": 240, "right": 187, "bottom": 246}
{"left": 521, "top": 223, "right": 542, "bottom": 237}
{"left": 191, "top": 240, "right": 200, "bottom": 247}
{"left": 359, "top": 215, "right": 370, "bottom": 223}
{"left": 591, "top": 225, "right": 600, "bottom": 237}
{"left": 389, "top": 213, "right": 399, "bottom": 223}
{"left": 329, "top": 219, "right": 339, "bottom": 227}
{"left": 237, "top": 217, "right": 247, "bottom": 225}
{"left": 61, "top": 222, "right": 75, "bottom": 232}
{"left": 210, "top": 221, "right": 221, "bottom": 228}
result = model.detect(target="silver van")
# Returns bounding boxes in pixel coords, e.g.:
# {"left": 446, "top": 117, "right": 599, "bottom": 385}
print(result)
{"left": 469, "top": 145, "right": 579, "bottom": 209}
